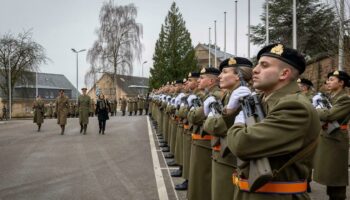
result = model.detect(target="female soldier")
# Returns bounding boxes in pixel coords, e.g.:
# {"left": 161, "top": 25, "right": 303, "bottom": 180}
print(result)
{"left": 33, "top": 95, "right": 45, "bottom": 132}
{"left": 95, "top": 93, "right": 110, "bottom": 135}
{"left": 313, "top": 70, "right": 350, "bottom": 200}
{"left": 202, "top": 57, "right": 253, "bottom": 200}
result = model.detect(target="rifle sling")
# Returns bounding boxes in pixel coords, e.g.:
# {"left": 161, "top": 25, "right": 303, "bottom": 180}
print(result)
{"left": 272, "top": 138, "right": 318, "bottom": 178}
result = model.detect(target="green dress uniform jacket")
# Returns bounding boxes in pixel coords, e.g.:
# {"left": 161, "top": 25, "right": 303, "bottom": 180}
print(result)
{"left": 313, "top": 90, "right": 350, "bottom": 186}
{"left": 203, "top": 88, "right": 238, "bottom": 200}
{"left": 187, "top": 86, "right": 222, "bottom": 200}
{"left": 121, "top": 98, "right": 127, "bottom": 112}
{"left": 127, "top": 98, "right": 132, "bottom": 113}
{"left": 227, "top": 82, "right": 321, "bottom": 200}
{"left": 78, "top": 95, "right": 91, "bottom": 125}
{"left": 56, "top": 95, "right": 69, "bottom": 125}
{"left": 33, "top": 99, "right": 45, "bottom": 124}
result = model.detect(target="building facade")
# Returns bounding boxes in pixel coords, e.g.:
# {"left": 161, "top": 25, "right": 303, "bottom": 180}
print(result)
{"left": 0, "top": 72, "right": 78, "bottom": 118}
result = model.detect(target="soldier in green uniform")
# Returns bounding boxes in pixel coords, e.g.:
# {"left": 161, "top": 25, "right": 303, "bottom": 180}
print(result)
{"left": 78, "top": 87, "right": 91, "bottom": 135}
{"left": 68, "top": 102, "right": 74, "bottom": 118}
{"left": 297, "top": 78, "right": 314, "bottom": 102}
{"left": 127, "top": 97, "right": 132, "bottom": 116}
{"left": 120, "top": 97, "right": 127, "bottom": 116}
{"left": 202, "top": 57, "right": 253, "bottom": 200}
{"left": 33, "top": 95, "right": 45, "bottom": 132}
{"left": 175, "top": 72, "right": 201, "bottom": 190}
{"left": 227, "top": 43, "right": 321, "bottom": 199}
{"left": 133, "top": 97, "right": 138, "bottom": 115}
{"left": 313, "top": 70, "right": 350, "bottom": 200}
{"left": 2, "top": 105, "right": 7, "bottom": 120}
{"left": 55, "top": 89, "right": 69, "bottom": 135}
{"left": 137, "top": 95, "right": 143, "bottom": 115}
{"left": 47, "top": 102, "right": 53, "bottom": 118}
{"left": 187, "top": 67, "right": 222, "bottom": 200}
{"left": 297, "top": 77, "right": 315, "bottom": 192}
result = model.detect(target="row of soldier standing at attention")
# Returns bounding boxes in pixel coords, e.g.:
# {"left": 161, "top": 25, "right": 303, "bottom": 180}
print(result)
{"left": 149, "top": 43, "right": 350, "bottom": 200}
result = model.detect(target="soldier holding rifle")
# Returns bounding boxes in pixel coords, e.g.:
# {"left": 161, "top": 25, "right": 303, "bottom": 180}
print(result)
{"left": 312, "top": 70, "right": 350, "bottom": 200}
{"left": 227, "top": 43, "right": 320, "bottom": 199}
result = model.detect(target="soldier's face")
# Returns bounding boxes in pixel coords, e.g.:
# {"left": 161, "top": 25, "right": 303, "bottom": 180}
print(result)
{"left": 326, "top": 76, "right": 343, "bottom": 91}
{"left": 187, "top": 78, "right": 198, "bottom": 90}
{"left": 198, "top": 75, "right": 216, "bottom": 89}
{"left": 219, "top": 67, "right": 239, "bottom": 89}
{"left": 253, "top": 57, "right": 284, "bottom": 91}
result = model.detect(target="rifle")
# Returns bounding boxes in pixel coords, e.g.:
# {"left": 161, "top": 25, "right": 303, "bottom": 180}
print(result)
{"left": 192, "top": 97, "right": 202, "bottom": 108}
{"left": 209, "top": 99, "right": 224, "bottom": 115}
{"left": 315, "top": 92, "right": 340, "bottom": 135}
{"left": 237, "top": 68, "right": 273, "bottom": 192}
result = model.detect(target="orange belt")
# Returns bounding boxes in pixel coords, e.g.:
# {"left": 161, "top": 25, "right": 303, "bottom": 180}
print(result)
{"left": 183, "top": 124, "right": 190, "bottom": 130}
{"left": 322, "top": 124, "right": 348, "bottom": 131}
{"left": 192, "top": 133, "right": 212, "bottom": 140}
{"left": 212, "top": 145, "right": 221, "bottom": 151}
{"left": 232, "top": 174, "right": 307, "bottom": 194}
{"left": 340, "top": 124, "right": 348, "bottom": 130}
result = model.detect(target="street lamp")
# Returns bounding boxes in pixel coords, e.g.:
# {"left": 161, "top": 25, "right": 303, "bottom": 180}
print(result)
{"left": 8, "top": 54, "right": 11, "bottom": 120}
{"left": 71, "top": 48, "right": 86, "bottom": 103}
{"left": 141, "top": 61, "right": 147, "bottom": 95}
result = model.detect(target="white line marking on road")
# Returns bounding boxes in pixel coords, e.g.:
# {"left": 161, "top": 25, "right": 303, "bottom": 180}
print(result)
{"left": 147, "top": 117, "right": 169, "bottom": 200}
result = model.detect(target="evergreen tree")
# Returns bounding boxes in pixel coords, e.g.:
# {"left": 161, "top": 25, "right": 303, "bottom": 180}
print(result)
{"left": 251, "top": 0, "right": 339, "bottom": 59}
{"left": 150, "top": 2, "right": 197, "bottom": 89}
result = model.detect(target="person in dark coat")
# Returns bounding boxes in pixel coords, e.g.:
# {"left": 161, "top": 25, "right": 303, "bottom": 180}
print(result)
{"left": 95, "top": 93, "right": 110, "bottom": 135}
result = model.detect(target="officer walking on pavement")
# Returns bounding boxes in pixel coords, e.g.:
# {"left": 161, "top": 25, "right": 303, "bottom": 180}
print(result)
{"left": 78, "top": 87, "right": 91, "bottom": 135}
{"left": 33, "top": 95, "right": 45, "bottom": 132}
{"left": 55, "top": 89, "right": 69, "bottom": 135}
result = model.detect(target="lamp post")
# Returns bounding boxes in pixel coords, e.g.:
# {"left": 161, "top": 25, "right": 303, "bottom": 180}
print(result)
{"left": 8, "top": 54, "right": 11, "bottom": 120}
{"left": 71, "top": 48, "right": 86, "bottom": 103}
{"left": 142, "top": 61, "right": 147, "bottom": 95}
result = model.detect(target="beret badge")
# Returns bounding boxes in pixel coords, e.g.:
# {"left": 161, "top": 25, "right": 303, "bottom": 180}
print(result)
{"left": 228, "top": 58, "right": 237, "bottom": 65}
{"left": 270, "top": 44, "right": 284, "bottom": 55}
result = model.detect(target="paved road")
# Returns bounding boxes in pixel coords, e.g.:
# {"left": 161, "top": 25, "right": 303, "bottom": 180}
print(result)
{"left": 0, "top": 115, "right": 158, "bottom": 200}
{"left": 1, "top": 115, "right": 349, "bottom": 200}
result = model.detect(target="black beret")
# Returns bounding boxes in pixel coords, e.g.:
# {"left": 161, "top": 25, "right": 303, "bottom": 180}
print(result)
{"left": 257, "top": 43, "right": 306, "bottom": 74}
{"left": 59, "top": 89, "right": 65, "bottom": 92}
{"left": 219, "top": 57, "right": 253, "bottom": 72}
{"left": 297, "top": 78, "right": 313, "bottom": 87}
{"left": 175, "top": 80, "right": 184, "bottom": 84}
{"left": 200, "top": 67, "right": 220, "bottom": 76}
{"left": 327, "top": 70, "right": 350, "bottom": 87}
{"left": 188, "top": 72, "right": 200, "bottom": 78}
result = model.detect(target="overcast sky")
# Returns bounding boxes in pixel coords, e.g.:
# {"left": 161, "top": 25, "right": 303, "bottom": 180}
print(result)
{"left": 0, "top": 0, "right": 266, "bottom": 89}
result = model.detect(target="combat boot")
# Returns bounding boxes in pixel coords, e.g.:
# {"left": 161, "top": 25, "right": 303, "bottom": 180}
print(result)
{"left": 80, "top": 123, "right": 83, "bottom": 133}
{"left": 38, "top": 124, "right": 41, "bottom": 132}
{"left": 83, "top": 124, "right": 87, "bottom": 135}
{"left": 61, "top": 125, "right": 65, "bottom": 135}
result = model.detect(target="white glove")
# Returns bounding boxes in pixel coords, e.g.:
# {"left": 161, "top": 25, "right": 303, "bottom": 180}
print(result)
{"left": 187, "top": 94, "right": 197, "bottom": 107}
{"left": 312, "top": 94, "right": 322, "bottom": 107}
{"left": 227, "top": 86, "right": 251, "bottom": 109}
{"left": 166, "top": 96, "right": 171, "bottom": 102}
{"left": 175, "top": 93, "right": 185, "bottom": 106}
{"left": 203, "top": 96, "right": 216, "bottom": 116}
{"left": 234, "top": 111, "right": 245, "bottom": 124}
{"left": 208, "top": 111, "right": 214, "bottom": 117}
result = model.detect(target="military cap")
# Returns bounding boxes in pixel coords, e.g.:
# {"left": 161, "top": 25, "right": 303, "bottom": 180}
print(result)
{"left": 327, "top": 70, "right": 350, "bottom": 87}
{"left": 81, "top": 87, "right": 87, "bottom": 90}
{"left": 200, "top": 67, "right": 220, "bottom": 76}
{"left": 219, "top": 57, "right": 253, "bottom": 72}
{"left": 59, "top": 89, "right": 65, "bottom": 92}
{"left": 175, "top": 80, "right": 184, "bottom": 84}
{"left": 188, "top": 72, "right": 200, "bottom": 78}
{"left": 257, "top": 43, "right": 306, "bottom": 74}
{"left": 297, "top": 78, "right": 313, "bottom": 87}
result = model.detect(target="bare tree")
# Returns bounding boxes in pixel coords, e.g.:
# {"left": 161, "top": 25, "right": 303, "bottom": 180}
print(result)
{"left": 0, "top": 30, "right": 48, "bottom": 107}
{"left": 86, "top": 1, "right": 143, "bottom": 99}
